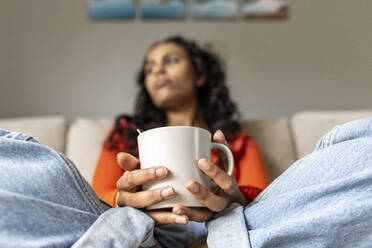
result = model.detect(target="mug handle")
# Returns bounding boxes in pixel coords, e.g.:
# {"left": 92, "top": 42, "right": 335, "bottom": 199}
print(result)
{"left": 210, "top": 143, "right": 234, "bottom": 176}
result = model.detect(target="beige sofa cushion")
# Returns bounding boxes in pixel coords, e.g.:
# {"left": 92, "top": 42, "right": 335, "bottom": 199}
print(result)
{"left": 241, "top": 118, "right": 296, "bottom": 182}
{"left": 0, "top": 116, "right": 67, "bottom": 153}
{"left": 291, "top": 111, "right": 372, "bottom": 159}
{"left": 66, "top": 118, "right": 112, "bottom": 182}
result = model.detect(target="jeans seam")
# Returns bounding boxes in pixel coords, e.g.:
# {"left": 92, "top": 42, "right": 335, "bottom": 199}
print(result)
{"left": 243, "top": 206, "right": 253, "bottom": 248}
{"left": 328, "top": 125, "right": 341, "bottom": 146}
{"left": 7, "top": 130, "right": 109, "bottom": 214}
{"left": 317, "top": 125, "right": 340, "bottom": 151}
{"left": 5, "top": 132, "right": 25, "bottom": 140}
{"left": 57, "top": 153, "right": 107, "bottom": 215}
{"left": 321, "top": 131, "right": 330, "bottom": 149}
{"left": 1, "top": 130, "right": 109, "bottom": 214}
{"left": 322, "top": 125, "right": 340, "bottom": 148}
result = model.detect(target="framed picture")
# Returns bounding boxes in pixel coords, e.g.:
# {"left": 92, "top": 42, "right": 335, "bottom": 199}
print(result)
{"left": 241, "top": 0, "right": 288, "bottom": 19}
{"left": 192, "top": 0, "right": 238, "bottom": 20}
{"left": 88, "top": 0, "right": 135, "bottom": 20}
{"left": 141, "top": 0, "right": 186, "bottom": 20}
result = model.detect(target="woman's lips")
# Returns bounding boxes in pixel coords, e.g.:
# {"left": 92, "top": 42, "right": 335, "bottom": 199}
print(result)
{"left": 155, "top": 78, "right": 171, "bottom": 89}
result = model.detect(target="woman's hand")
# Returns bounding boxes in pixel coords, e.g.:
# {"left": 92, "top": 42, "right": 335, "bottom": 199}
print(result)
{"left": 172, "top": 130, "right": 249, "bottom": 222}
{"left": 115, "top": 152, "right": 189, "bottom": 226}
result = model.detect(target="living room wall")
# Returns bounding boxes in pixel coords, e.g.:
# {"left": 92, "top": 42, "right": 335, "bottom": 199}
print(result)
{"left": 0, "top": 0, "right": 371, "bottom": 121}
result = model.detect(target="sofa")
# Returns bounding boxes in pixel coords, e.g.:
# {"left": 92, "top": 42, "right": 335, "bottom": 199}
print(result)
{"left": 1, "top": 111, "right": 371, "bottom": 184}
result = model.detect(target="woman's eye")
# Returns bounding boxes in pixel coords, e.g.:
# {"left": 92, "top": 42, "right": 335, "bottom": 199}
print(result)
{"left": 145, "top": 66, "right": 154, "bottom": 74}
{"left": 165, "top": 57, "right": 178, "bottom": 65}
{"left": 145, "top": 57, "right": 178, "bottom": 74}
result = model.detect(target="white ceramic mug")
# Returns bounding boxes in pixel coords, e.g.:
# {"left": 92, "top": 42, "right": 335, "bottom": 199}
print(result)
{"left": 137, "top": 126, "right": 234, "bottom": 209}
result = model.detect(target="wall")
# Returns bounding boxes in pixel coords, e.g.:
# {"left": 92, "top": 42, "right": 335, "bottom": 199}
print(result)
{"left": 0, "top": 0, "right": 371, "bottom": 121}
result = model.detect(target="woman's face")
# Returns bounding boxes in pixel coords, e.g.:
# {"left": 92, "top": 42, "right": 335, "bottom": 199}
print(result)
{"left": 144, "top": 42, "right": 203, "bottom": 110}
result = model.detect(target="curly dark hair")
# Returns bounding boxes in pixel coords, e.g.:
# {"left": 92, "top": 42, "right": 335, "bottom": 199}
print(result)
{"left": 106, "top": 35, "right": 242, "bottom": 156}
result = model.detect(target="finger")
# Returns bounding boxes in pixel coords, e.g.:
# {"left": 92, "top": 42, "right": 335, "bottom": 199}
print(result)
{"left": 198, "top": 159, "right": 236, "bottom": 195}
{"left": 116, "top": 186, "right": 175, "bottom": 208}
{"left": 147, "top": 210, "right": 189, "bottom": 226}
{"left": 117, "top": 152, "right": 140, "bottom": 171}
{"left": 213, "top": 130, "right": 228, "bottom": 145}
{"left": 199, "top": 159, "right": 249, "bottom": 206}
{"left": 172, "top": 205, "right": 214, "bottom": 222}
{"left": 186, "top": 180, "right": 229, "bottom": 212}
{"left": 116, "top": 166, "right": 168, "bottom": 191}
{"left": 212, "top": 130, "right": 229, "bottom": 170}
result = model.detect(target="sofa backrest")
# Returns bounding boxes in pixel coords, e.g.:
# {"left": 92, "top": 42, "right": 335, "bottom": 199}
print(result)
{"left": 241, "top": 118, "right": 296, "bottom": 182}
{"left": 1, "top": 111, "right": 371, "bottom": 185}
{"left": 0, "top": 116, "right": 67, "bottom": 153}
{"left": 291, "top": 111, "right": 372, "bottom": 158}
{"left": 66, "top": 118, "right": 112, "bottom": 183}
{"left": 66, "top": 117, "right": 296, "bottom": 183}
{"left": 66, "top": 112, "right": 372, "bottom": 183}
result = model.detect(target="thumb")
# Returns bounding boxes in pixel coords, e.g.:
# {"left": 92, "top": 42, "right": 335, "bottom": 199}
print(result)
{"left": 116, "top": 152, "right": 140, "bottom": 171}
{"left": 213, "top": 130, "right": 228, "bottom": 145}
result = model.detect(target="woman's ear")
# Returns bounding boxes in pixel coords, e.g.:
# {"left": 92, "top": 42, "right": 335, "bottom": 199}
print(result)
{"left": 196, "top": 76, "right": 206, "bottom": 87}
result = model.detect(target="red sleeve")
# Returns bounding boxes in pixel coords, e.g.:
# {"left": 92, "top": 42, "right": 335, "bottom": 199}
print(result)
{"left": 92, "top": 145, "right": 124, "bottom": 206}
{"left": 92, "top": 120, "right": 131, "bottom": 206}
{"left": 231, "top": 131, "right": 269, "bottom": 200}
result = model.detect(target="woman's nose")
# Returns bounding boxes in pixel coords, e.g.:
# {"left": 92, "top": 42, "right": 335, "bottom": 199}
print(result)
{"left": 153, "top": 63, "right": 166, "bottom": 75}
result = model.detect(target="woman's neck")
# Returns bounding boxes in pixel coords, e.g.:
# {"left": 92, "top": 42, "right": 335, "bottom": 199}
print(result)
{"left": 166, "top": 99, "right": 206, "bottom": 128}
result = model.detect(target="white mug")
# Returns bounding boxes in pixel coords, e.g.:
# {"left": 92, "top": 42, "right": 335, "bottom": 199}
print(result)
{"left": 137, "top": 126, "right": 234, "bottom": 209}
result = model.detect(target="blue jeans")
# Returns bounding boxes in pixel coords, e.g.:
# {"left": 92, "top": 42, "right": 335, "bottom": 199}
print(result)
{"left": 0, "top": 118, "right": 371, "bottom": 247}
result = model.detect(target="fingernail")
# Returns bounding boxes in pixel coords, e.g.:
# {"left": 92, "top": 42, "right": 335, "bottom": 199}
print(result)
{"left": 199, "top": 159, "right": 210, "bottom": 170}
{"left": 117, "top": 152, "right": 123, "bottom": 160}
{"left": 175, "top": 217, "right": 187, "bottom": 224}
{"left": 174, "top": 206, "right": 186, "bottom": 215}
{"left": 161, "top": 187, "right": 174, "bottom": 199}
{"left": 156, "top": 168, "right": 166, "bottom": 177}
{"left": 189, "top": 183, "right": 199, "bottom": 193}
{"left": 216, "top": 130, "right": 227, "bottom": 142}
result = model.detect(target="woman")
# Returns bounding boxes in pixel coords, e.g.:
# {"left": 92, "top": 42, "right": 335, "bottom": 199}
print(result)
{"left": 92, "top": 36, "right": 269, "bottom": 227}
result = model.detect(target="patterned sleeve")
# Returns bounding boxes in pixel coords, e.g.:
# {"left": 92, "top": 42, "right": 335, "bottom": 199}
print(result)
{"left": 92, "top": 145, "right": 123, "bottom": 206}
{"left": 230, "top": 131, "right": 269, "bottom": 201}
